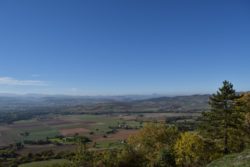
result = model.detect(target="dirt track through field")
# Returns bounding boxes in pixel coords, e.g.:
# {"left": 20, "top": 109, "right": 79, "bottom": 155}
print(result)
{"left": 59, "top": 128, "right": 90, "bottom": 136}
{"left": 94, "top": 129, "right": 138, "bottom": 141}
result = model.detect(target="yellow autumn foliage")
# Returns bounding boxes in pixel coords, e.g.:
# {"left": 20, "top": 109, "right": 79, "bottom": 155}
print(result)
{"left": 174, "top": 132, "right": 206, "bottom": 167}
{"left": 127, "top": 123, "right": 179, "bottom": 166}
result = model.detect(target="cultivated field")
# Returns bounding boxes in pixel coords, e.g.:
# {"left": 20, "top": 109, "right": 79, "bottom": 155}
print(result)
{"left": 0, "top": 112, "right": 200, "bottom": 155}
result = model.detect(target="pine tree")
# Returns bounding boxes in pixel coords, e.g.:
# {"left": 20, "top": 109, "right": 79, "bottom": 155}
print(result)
{"left": 200, "top": 81, "right": 245, "bottom": 154}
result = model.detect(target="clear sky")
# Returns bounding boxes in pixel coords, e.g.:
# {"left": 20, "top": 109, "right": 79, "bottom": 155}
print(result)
{"left": 0, "top": 0, "right": 250, "bottom": 95}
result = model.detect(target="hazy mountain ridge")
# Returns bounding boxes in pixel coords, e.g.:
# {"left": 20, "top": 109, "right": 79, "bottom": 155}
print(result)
{"left": 0, "top": 94, "right": 210, "bottom": 113}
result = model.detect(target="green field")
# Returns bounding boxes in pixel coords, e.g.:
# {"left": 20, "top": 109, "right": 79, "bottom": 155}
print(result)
{"left": 0, "top": 113, "right": 198, "bottom": 147}
{"left": 0, "top": 112, "right": 198, "bottom": 158}
{"left": 0, "top": 114, "right": 141, "bottom": 145}
{"left": 24, "top": 129, "right": 60, "bottom": 141}
{"left": 0, "top": 113, "right": 147, "bottom": 154}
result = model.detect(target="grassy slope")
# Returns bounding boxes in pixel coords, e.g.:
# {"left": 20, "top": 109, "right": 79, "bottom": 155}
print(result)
{"left": 18, "top": 159, "right": 70, "bottom": 167}
{"left": 207, "top": 149, "right": 250, "bottom": 167}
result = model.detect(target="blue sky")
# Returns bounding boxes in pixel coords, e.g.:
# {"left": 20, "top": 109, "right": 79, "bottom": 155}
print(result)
{"left": 0, "top": 0, "right": 250, "bottom": 95}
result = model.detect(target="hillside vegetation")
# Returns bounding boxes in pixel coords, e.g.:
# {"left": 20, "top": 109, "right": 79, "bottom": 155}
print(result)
{"left": 207, "top": 149, "right": 250, "bottom": 167}
{"left": 19, "top": 159, "right": 70, "bottom": 167}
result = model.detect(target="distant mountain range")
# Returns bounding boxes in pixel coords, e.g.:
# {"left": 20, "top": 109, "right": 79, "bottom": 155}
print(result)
{"left": 0, "top": 94, "right": 210, "bottom": 113}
